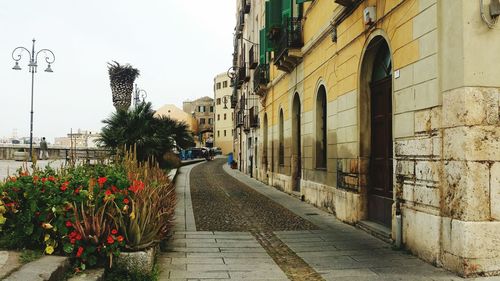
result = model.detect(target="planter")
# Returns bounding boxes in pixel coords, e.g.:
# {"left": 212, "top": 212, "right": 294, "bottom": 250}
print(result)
{"left": 114, "top": 247, "right": 156, "bottom": 273}
{"left": 13, "top": 151, "right": 29, "bottom": 161}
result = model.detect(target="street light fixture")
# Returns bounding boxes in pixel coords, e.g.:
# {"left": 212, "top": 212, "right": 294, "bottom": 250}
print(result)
{"left": 133, "top": 83, "right": 148, "bottom": 108}
{"left": 11, "top": 38, "right": 56, "bottom": 162}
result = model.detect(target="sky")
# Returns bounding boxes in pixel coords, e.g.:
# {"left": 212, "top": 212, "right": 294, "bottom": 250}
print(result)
{"left": 0, "top": 1, "right": 236, "bottom": 143}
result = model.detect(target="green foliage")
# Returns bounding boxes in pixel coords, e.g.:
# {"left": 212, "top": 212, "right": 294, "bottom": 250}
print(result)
{"left": 19, "top": 249, "right": 43, "bottom": 264}
{"left": 107, "top": 61, "right": 140, "bottom": 84}
{"left": 98, "top": 102, "right": 194, "bottom": 162}
{"left": 0, "top": 152, "right": 176, "bottom": 273}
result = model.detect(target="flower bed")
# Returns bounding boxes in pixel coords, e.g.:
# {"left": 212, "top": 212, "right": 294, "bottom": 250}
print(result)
{"left": 0, "top": 157, "right": 175, "bottom": 272}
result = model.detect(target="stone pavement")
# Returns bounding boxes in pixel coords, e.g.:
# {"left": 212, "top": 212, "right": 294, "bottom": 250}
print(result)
{"left": 158, "top": 161, "right": 500, "bottom": 281}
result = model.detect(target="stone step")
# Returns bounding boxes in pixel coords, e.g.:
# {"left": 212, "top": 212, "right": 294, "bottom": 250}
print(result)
{"left": 67, "top": 268, "right": 105, "bottom": 281}
{"left": 3, "top": 255, "right": 70, "bottom": 281}
{"left": 0, "top": 251, "right": 22, "bottom": 280}
{"left": 357, "top": 220, "right": 393, "bottom": 244}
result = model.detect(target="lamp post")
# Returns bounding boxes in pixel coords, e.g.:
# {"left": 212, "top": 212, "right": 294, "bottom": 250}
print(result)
{"left": 133, "top": 84, "right": 148, "bottom": 108}
{"left": 11, "top": 39, "right": 55, "bottom": 162}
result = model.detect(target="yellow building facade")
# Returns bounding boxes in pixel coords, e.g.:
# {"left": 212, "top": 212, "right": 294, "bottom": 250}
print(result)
{"left": 232, "top": 0, "right": 500, "bottom": 277}
{"left": 213, "top": 72, "right": 235, "bottom": 154}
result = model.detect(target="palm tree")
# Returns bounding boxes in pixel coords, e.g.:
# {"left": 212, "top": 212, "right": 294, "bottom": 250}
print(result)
{"left": 98, "top": 102, "right": 194, "bottom": 162}
{"left": 108, "top": 61, "right": 140, "bottom": 111}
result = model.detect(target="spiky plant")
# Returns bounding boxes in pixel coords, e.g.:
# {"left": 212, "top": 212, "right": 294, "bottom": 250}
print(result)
{"left": 107, "top": 61, "right": 140, "bottom": 111}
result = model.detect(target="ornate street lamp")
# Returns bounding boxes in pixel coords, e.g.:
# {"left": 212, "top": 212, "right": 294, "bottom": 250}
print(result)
{"left": 11, "top": 39, "right": 55, "bottom": 162}
{"left": 133, "top": 83, "right": 148, "bottom": 108}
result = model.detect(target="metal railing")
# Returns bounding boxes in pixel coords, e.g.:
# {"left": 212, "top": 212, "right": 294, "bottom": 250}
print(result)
{"left": 274, "top": 17, "right": 303, "bottom": 62}
{"left": 253, "top": 63, "right": 269, "bottom": 94}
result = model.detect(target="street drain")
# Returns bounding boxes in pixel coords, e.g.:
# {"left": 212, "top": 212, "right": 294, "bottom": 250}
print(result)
{"left": 305, "top": 213, "right": 319, "bottom": 216}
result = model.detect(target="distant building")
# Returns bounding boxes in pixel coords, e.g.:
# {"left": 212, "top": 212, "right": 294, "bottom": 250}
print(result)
{"left": 155, "top": 104, "right": 198, "bottom": 142}
{"left": 182, "top": 96, "right": 214, "bottom": 146}
{"left": 213, "top": 72, "right": 234, "bottom": 155}
{"left": 54, "top": 129, "right": 99, "bottom": 148}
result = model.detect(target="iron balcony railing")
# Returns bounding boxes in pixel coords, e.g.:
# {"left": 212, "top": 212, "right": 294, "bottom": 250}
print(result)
{"left": 274, "top": 17, "right": 303, "bottom": 62}
{"left": 253, "top": 63, "right": 270, "bottom": 94}
{"left": 249, "top": 45, "right": 258, "bottom": 69}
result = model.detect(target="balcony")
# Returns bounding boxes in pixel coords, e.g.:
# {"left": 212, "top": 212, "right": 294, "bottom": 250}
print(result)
{"left": 230, "top": 91, "right": 237, "bottom": 109}
{"left": 253, "top": 63, "right": 269, "bottom": 96}
{"left": 237, "top": 10, "right": 245, "bottom": 31}
{"left": 249, "top": 45, "right": 258, "bottom": 69}
{"left": 238, "top": 65, "right": 249, "bottom": 83}
{"left": 274, "top": 17, "right": 303, "bottom": 73}
{"left": 249, "top": 106, "right": 259, "bottom": 128}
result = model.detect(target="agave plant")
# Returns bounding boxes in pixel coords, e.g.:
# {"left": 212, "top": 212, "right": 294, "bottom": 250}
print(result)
{"left": 108, "top": 61, "right": 140, "bottom": 111}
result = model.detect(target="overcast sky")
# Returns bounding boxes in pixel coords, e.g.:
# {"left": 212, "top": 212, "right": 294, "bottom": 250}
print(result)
{"left": 0, "top": 1, "right": 235, "bottom": 143}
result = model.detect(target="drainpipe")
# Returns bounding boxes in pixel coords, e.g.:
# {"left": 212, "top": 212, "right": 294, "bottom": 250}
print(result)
{"left": 395, "top": 200, "right": 402, "bottom": 249}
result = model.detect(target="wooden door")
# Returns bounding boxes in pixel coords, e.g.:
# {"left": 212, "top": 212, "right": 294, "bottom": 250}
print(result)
{"left": 368, "top": 77, "right": 393, "bottom": 227}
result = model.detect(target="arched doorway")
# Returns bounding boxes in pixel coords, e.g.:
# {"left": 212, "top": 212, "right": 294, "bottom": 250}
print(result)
{"left": 360, "top": 35, "right": 393, "bottom": 227}
{"left": 292, "top": 93, "right": 301, "bottom": 192}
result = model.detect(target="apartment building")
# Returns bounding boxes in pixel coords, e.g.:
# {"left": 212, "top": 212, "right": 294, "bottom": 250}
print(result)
{"left": 213, "top": 72, "right": 234, "bottom": 154}
{"left": 230, "top": 0, "right": 500, "bottom": 276}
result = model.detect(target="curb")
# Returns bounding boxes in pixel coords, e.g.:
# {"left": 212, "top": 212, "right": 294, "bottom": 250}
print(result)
{"left": 4, "top": 255, "right": 69, "bottom": 281}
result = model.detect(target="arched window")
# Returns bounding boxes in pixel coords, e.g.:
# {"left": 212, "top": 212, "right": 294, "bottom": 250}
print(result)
{"left": 279, "top": 109, "right": 284, "bottom": 165}
{"left": 316, "top": 85, "right": 327, "bottom": 168}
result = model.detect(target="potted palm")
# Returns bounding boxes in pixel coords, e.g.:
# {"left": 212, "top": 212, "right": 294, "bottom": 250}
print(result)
{"left": 108, "top": 61, "right": 140, "bottom": 111}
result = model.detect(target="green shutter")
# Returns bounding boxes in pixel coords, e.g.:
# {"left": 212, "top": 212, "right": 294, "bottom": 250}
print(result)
{"left": 268, "top": 0, "right": 282, "bottom": 29}
{"left": 259, "top": 28, "right": 267, "bottom": 64}
{"left": 296, "top": 0, "right": 312, "bottom": 3}
{"left": 282, "top": 0, "right": 291, "bottom": 22}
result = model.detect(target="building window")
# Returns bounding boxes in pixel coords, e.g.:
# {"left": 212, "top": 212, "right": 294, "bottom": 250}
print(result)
{"left": 217, "top": 98, "right": 221, "bottom": 105}
{"left": 224, "top": 130, "right": 227, "bottom": 137}
{"left": 210, "top": 106, "right": 214, "bottom": 112}
{"left": 216, "top": 82, "right": 221, "bottom": 89}
{"left": 217, "top": 114, "right": 220, "bottom": 121}
{"left": 223, "top": 81, "right": 228, "bottom": 88}
{"left": 279, "top": 109, "right": 284, "bottom": 165}
{"left": 217, "top": 130, "right": 220, "bottom": 137}
{"left": 199, "top": 106, "right": 205, "bottom": 113}
{"left": 224, "top": 113, "right": 227, "bottom": 120}
{"left": 208, "top": 118, "right": 213, "bottom": 125}
{"left": 316, "top": 85, "right": 327, "bottom": 169}
{"left": 200, "top": 118, "right": 206, "bottom": 125}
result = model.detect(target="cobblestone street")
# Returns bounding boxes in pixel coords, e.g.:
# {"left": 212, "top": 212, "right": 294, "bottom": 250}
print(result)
{"left": 158, "top": 159, "right": 498, "bottom": 281}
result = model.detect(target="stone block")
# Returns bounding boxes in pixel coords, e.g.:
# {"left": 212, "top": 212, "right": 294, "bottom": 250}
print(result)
{"left": 443, "top": 126, "right": 500, "bottom": 161}
{"left": 415, "top": 161, "right": 441, "bottom": 182}
{"left": 396, "top": 160, "right": 415, "bottom": 176}
{"left": 334, "top": 189, "right": 363, "bottom": 224}
{"left": 394, "top": 112, "right": 415, "bottom": 138}
{"left": 403, "top": 184, "right": 440, "bottom": 207}
{"left": 443, "top": 87, "right": 500, "bottom": 128}
{"left": 442, "top": 161, "right": 490, "bottom": 221}
{"left": 414, "top": 78, "right": 440, "bottom": 109}
{"left": 402, "top": 208, "right": 441, "bottom": 264}
{"left": 418, "top": 29, "right": 437, "bottom": 58}
{"left": 414, "top": 109, "right": 431, "bottom": 133}
{"left": 338, "top": 107, "right": 357, "bottom": 127}
{"left": 337, "top": 142, "right": 358, "bottom": 158}
{"left": 395, "top": 138, "right": 433, "bottom": 156}
{"left": 394, "top": 64, "right": 414, "bottom": 91}
{"left": 327, "top": 99, "right": 338, "bottom": 116}
{"left": 491, "top": 162, "right": 500, "bottom": 220}
{"left": 394, "top": 87, "right": 415, "bottom": 114}
{"left": 413, "top": 3, "right": 437, "bottom": 39}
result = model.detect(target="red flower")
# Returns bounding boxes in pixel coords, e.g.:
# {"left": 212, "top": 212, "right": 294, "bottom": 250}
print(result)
{"left": 117, "top": 235, "right": 124, "bottom": 243}
{"left": 98, "top": 177, "right": 107, "bottom": 187}
{"left": 48, "top": 175, "right": 56, "bottom": 182}
{"left": 105, "top": 189, "right": 112, "bottom": 196}
{"left": 60, "top": 185, "right": 67, "bottom": 192}
{"left": 111, "top": 229, "right": 118, "bottom": 235}
{"left": 41, "top": 177, "right": 47, "bottom": 183}
{"left": 65, "top": 221, "right": 72, "bottom": 227}
{"left": 76, "top": 234, "right": 82, "bottom": 241}
{"left": 107, "top": 235, "right": 114, "bottom": 244}
{"left": 128, "top": 180, "right": 145, "bottom": 194}
{"left": 33, "top": 176, "right": 39, "bottom": 182}
{"left": 111, "top": 185, "right": 118, "bottom": 193}
{"left": 76, "top": 246, "right": 84, "bottom": 257}
{"left": 69, "top": 231, "right": 77, "bottom": 239}
{"left": 70, "top": 238, "right": 76, "bottom": 244}
{"left": 74, "top": 187, "right": 80, "bottom": 194}
{"left": 123, "top": 198, "right": 129, "bottom": 204}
